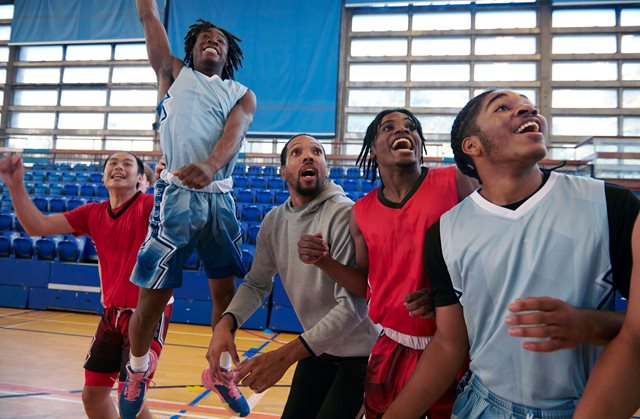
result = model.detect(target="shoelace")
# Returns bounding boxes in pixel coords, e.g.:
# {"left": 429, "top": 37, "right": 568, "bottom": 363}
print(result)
{"left": 219, "top": 372, "right": 242, "bottom": 399}
{"left": 123, "top": 373, "right": 156, "bottom": 401}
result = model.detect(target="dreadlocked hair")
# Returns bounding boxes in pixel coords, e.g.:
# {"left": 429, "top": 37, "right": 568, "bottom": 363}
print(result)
{"left": 356, "top": 108, "right": 427, "bottom": 184}
{"left": 450, "top": 90, "right": 495, "bottom": 181}
{"left": 183, "top": 19, "right": 243, "bottom": 80}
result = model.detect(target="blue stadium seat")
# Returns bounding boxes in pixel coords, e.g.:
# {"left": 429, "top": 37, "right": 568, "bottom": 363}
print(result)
{"left": 274, "top": 190, "right": 289, "bottom": 204}
{"left": 266, "top": 176, "right": 285, "bottom": 190}
{"left": 329, "top": 167, "right": 346, "bottom": 179}
{"left": 234, "top": 176, "right": 250, "bottom": 189}
{"left": 79, "top": 184, "right": 97, "bottom": 197}
{"left": 35, "top": 237, "right": 57, "bottom": 260}
{"left": 33, "top": 183, "right": 49, "bottom": 195}
{"left": 49, "top": 197, "right": 67, "bottom": 212}
{"left": 58, "top": 236, "right": 85, "bottom": 262}
{"left": 89, "top": 173, "right": 103, "bottom": 183}
{"left": 341, "top": 179, "right": 360, "bottom": 193}
{"left": 47, "top": 171, "right": 63, "bottom": 182}
{"left": 247, "top": 165, "right": 263, "bottom": 176}
{"left": 249, "top": 176, "right": 268, "bottom": 189}
{"left": 233, "top": 164, "right": 246, "bottom": 176}
{"left": 183, "top": 251, "right": 200, "bottom": 270}
{"left": 241, "top": 247, "right": 254, "bottom": 271}
{"left": 0, "top": 198, "right": 13, "bottom": 212}
{"left": 61, "top": 172, "right": 77, "bottom": 183}
{"left": 240, "top": 205, "right": 262, "bottom": 222}
{"left": 33, "top": 197, "right": 49, "bottom": 212}
{"left": 82, "top": 236, "right": 98, "bottom": 262}
{"left": 13, "top": 237, "right": 34, "bottom": 259}
{"left": 346, "top": 167, "right": 361, "bottom": 178}
{"left": 76, "top": 173, "right": 91, "bottom": 183}
{"left": 255, "top": 189, "right": 274, "bottom": 204}
{"left": 239, "top": 221, "right": 249, "bottom": 241}
{"left": 263, "top": 166, "right": 278, "bottom": 177}
{"left": 48, "top": 183, "right": 64, "bottom": 196}
{"left": 63, "top": 183, "right": 80, "bottom": 196}
{"left": 0, "top": 235, "right": 11, "bottom": 257}
{"left": 0, "top": 213, "right": 14, "bottom": 231}
{"left": 67, "top": 198, "right": 86, "bottom": 210}
{"left": 247, "top": 225, "right": 260, "bottom": 245}
{"left": 236, "top": 189, "right": 254, "bottom": 203}
{"left": 96, "top": 185, "right": 109, "bottom": 198}
{"left": 262, "top": 204, "right": 276, "bottom": 218}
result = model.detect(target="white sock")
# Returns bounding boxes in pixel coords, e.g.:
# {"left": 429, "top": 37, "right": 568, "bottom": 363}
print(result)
{"left": 219, "top": 351, "right": 232, "bottom": 371}
{"left": 129, "top": 352, "right": 150, "bottom": 373}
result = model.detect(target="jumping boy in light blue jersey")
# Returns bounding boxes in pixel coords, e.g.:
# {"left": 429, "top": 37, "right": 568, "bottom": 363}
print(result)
{"left": 120, "top": 1, "right": 257, "bottom": 418}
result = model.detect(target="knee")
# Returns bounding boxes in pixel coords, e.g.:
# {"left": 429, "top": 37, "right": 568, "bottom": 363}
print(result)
{"left": 82, "top": 388, "right": 111, "bottom": 415}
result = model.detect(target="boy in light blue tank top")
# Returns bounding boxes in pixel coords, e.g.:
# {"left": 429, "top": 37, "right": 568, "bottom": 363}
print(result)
{"left": 384, "top": 90, "right": 639, "bottom": 419}
{"left": 120, "top": 1, "right": 257, "bottom": 418}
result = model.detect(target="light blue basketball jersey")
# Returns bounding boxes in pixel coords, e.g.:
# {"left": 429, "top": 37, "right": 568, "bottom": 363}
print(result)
{"left": 157, "top": 67, "right": 248, "bottom": 180}
{"left": 440, "top": 171, "right": 614, "bottom": 409}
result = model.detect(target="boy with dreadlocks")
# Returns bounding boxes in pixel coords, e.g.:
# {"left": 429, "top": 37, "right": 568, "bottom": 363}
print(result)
{"left": 120, "top": 1, "right": 256, "bottom": 418}
{"left": 299, "top": 109, "right": 477, "bottom": 418}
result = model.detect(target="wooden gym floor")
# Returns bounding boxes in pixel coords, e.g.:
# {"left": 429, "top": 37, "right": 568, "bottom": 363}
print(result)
{"left": 0, "top": 307, "right": 297, "bottom": 418}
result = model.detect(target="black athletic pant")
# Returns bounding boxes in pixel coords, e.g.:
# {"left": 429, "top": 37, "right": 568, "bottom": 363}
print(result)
{"left": 281, "top": 353, "right": 368, "bottom": 419}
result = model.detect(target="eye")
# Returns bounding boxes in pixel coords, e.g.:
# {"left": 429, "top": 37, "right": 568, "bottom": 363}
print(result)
{"left": 406, "top": 123, "right": 417, "bottom": 131}
{"left": 382, "top": 125, "right": 393, "bottom": 132}
{"left": 495, "top": 104, "right": 510, "bottom": 112}
{"left": 313, "top": 149, "right": 322, "bottom": 155}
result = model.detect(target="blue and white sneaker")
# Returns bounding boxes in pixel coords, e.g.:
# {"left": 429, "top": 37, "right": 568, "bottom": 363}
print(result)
{"left": 119, "top": 351, "right": 157, "bottom": 419}
{"left": 201, "top": 367, "right": 250, "bottom": 417}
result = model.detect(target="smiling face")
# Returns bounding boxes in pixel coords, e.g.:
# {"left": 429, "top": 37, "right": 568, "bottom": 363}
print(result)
{"left": 102, "top": 152, "right": 144, "bottom": 192}
{"left": 466, "top": 90, "right": 548, "bottom": 167}
{"left": 281, "top": 135, "right": 328, "bottom": 202}
{"left": 371, "top": 111, "right": 423, "bottom": 172}
{"left": 191, "top": 28, "right": 228, "bottom": 73}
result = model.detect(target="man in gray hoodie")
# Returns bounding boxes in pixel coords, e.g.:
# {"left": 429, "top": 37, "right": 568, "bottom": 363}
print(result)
{"left": 208, "top": 134, "right": 379, "bottom": 418}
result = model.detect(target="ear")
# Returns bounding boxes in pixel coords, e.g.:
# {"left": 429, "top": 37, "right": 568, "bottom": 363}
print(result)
{"left": 461, "top": 135, "right": 482, "bottom": 158}
{"left": 280, "top": 165, "right": 286, "bottom": 180}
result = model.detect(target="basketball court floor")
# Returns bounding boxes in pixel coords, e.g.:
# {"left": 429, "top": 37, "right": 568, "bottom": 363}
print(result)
{"left": 0, "top": 307, "right": 296, "bottom": 418}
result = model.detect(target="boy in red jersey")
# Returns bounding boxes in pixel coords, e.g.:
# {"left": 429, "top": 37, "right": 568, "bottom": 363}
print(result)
{"left": 0, "top": 152, "right": 171, "bottom": 419}
{"left": 298, "top": 109, "right": 477, "bottom": 418}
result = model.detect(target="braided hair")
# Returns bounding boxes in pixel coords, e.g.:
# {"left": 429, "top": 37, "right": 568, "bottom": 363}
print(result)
{"left": 450, "top": 90, "right": 495, "bottom": 181}
{"left": 183, "top": 19, "right": 243, "bottom": 80}
{"left": 356, "top": 108, "right": 427, "bottom": 184}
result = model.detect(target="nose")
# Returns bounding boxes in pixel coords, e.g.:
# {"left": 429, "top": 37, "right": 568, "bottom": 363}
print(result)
{"left": 516, "top": 103, "right": 537, "bottom": 117}
{"left": 302, "top": 151, "right": 315, "bottom": 162}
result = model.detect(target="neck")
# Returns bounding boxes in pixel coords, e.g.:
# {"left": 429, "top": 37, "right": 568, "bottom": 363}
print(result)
{"left": 194, "top": 62, "right": 223, "bottom": 78}
{"left": 379, "top": 165, "right": 422, "bottom": 203}
{"left": 478, "top": 164, "right": 543, "bottom": 206}
{"left": 108, "top": 188, "right": 139, "bottom": 209}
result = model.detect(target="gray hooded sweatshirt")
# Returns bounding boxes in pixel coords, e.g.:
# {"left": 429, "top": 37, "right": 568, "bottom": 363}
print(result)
{"left": 224, "top": 180, "right": 379, "bottom": 357}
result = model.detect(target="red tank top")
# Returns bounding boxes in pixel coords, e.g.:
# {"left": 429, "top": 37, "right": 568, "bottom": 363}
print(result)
{"left": 354, "top": 166, "right": 458, "bottom": 337}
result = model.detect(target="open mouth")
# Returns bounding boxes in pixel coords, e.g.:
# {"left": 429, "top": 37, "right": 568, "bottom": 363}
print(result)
{"left": 203, "top": 46, "right": 219, "bottom": 56}
{"left": 391, "top": 137, "right": 414, "bottom": 151}
{"left": 515, "top": 121, "right": 540, "bottom": 134}
{"left": 110, "top": 174, "right": 126, "bottom": 180}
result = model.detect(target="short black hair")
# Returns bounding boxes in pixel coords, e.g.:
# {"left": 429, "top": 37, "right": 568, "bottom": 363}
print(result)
{"left": 183, "top": 19, "right": 243, "bottom": 80}
{"left": 356, "top": 108, "right": 427, "bottom": 183}
{"left": 450, "top": 90, "right": 495, "bottom": 180}
{"left": 279, "top": 134, "right": 325, "bottom": 166}
{"left": 102, "top": 152, "right": 144, "bottom": 175}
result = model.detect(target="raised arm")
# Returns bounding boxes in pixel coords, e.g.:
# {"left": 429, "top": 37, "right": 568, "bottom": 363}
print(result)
{"left": 0, "top": 155, "right": 73, "bottom": 236}
{"left": 297, "top": 208, "right": 368, "bottom": 297}
{"left": 173, "top": 89, "right": 257, "bottom": 189}
{"left": 574, "top": 215, "right": 640, "bottom": 419}
{"left": 135, "top": 0, "right": 183, "bottom": 97}
{"left": 383, "top": 303, "right": 469, "bottom": 418}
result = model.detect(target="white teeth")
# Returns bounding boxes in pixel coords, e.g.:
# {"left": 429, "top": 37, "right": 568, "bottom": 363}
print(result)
{"left": 204, "top": 47, "right": 217, "bottom": 55}
{"left": 391, "top": 138, "right": 413, "bottom": 151}
{"left": 516, "top": 121, "right": 539, "bottom": 134}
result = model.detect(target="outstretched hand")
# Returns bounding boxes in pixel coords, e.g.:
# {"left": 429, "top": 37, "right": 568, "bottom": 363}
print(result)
{"left": 207, "top": 318, "right": 241, "bottom": 382}
{"left": 0, "top": 154, "right": 25, "bottom": 188}
{"left": 506, "top": 297, "right": 586, "bottom": 352}
{"left": 173, "top": 162, "right": 215, "bottom": 189}
{"left": 404, "top": 288, "right": 434, "bottom": 319}
{"left": 298, "top": 232, "right": 329, "bottom": 264}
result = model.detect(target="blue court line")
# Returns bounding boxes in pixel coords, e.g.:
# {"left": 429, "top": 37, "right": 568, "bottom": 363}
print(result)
{"left": 0, "top": 392, "right": 49, "bottom": 399}
{"left": 170, "top": 332, "right": 281, "bottom": 419}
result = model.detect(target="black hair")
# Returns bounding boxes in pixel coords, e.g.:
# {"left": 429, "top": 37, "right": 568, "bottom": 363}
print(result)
{"left": 450, "top": 90, "right": 495, "bottom": 181}
{"left": 356, "top": 108, "right": 427, "bottom": 184}
{"left": 279, "top": 134, "right": 325, "bottom": 166}
{"left": 102, "top": 152, "right": 144, "bottom": 175}
{"left": 183, "top": 19, "right": 243, "bottom": 80}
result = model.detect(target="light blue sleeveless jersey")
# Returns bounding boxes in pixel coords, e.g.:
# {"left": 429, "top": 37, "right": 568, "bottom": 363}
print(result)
{"left": 157, "top": 67, "right": 248, "bottom": 180}
{"left": 440, "top": 171, "right": 614, "bottom": 408}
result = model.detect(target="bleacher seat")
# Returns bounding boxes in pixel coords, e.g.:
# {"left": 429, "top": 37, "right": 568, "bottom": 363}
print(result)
{"left": 241, "top": 247, "right": 253, "bottom": 271}
{"left": 266, "top": 177, "right": 285, "bottom": 190}
{"left": 330, "top": 167, "right": 346, "bottom": 179}
{"left": 58, "top": 236, "right": 85, "bottom": 262}
{"left": 346, "top": 167, "right": 361, "bottom": 178}
{"left": 274, "top": 190, "right": 289, "bottom": 204}
{"left": 262, "top": 204, "right": 276, "bottom": 218}
{"left": 249, "top": 176, "right": 268, "bottom": 189}
{"left": 48, "top": 171, "right": 63, "bottom": 182}
{"left": 33, "top": 183, "right": 49, "bottom": 195}
{"left": 263, "top": 166, "right": 278, "bottom": 177}
{"left": 49, "top": 197, "right": 67, "bottom": 212}
{"left": 67, "top": 198, "right": 86, "bottom": 210}
{"left": 240, "top": 205, "right": 262, "bottom": 222}
{"left": 341, "top": 179, "right": 360, "bottom": 193}
{"left": 239, "top": 221, "right": 249, "bottom": 241}
{"left": 0, "top": 235, "right": 11, "bottom": 257}
{"left": 76, "top": 173, "right": 91, "bottom": 183}
{"left": 234, "top": 176, "right": 250, "bottom": 189}
{"left": 255, "top": 189, "right": 274, "bottom": 204}
{"left": 236, "top": 189, "right": 254, "bottom": 203}
{"left": 80, "top": 184, "right": 97, "bottom": 197}
{"left": 247, "top": 225, "right": 260, "bottom": 245}
{"left": 183, "top": 251, "right": 200, "bottom": 270}
{"left": 233, "top": 164, "right": 246, "bottom": 176}
{"left": 247, "top": 165, "right": 263, "bottom": 176}
{"left": 96, "top": 185, "right": 109, "bottom": 198}
{"left": 89, "top": 173, "right": 103, "bottom": 183}
{"left": 13, "top": 237, "right": 34, "bottom": 259}
{"left": 0, "top": 197, "right": 12, "bottom": 212}
{"left": 35, "top": 237, "right": 57, "bottom": 260}
{"left": 61, "top": 173, "right": 76, "bottom": 183}
{"left": 0, "top": 213, "right": 14, "bottom": 231}
{"left": 33, "top": 197, "right": 49, "bottom": 212}
{"left": 49, "top": 184, "right": 63, "bottom": 196}
{"left": 63, "top": 183, "right": 80, "bottom": 196}
{"left": 82, "top": 237, "right": 98, "bottom": 262}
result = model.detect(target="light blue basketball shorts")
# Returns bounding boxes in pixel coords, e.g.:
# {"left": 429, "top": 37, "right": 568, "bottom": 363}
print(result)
{"left": 131, "top": 179, "right": 245, "bottom": 289}
{"left": 452, "top": 374, "right": 576, "bottom": 419}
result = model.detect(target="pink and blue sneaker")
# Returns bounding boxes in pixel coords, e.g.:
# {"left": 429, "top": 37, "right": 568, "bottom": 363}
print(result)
{"left": 201, "top": 367, "right": 250, "bottom": 417}
{"left": 119, "top": 351, "right": 157, "bottom": 419}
